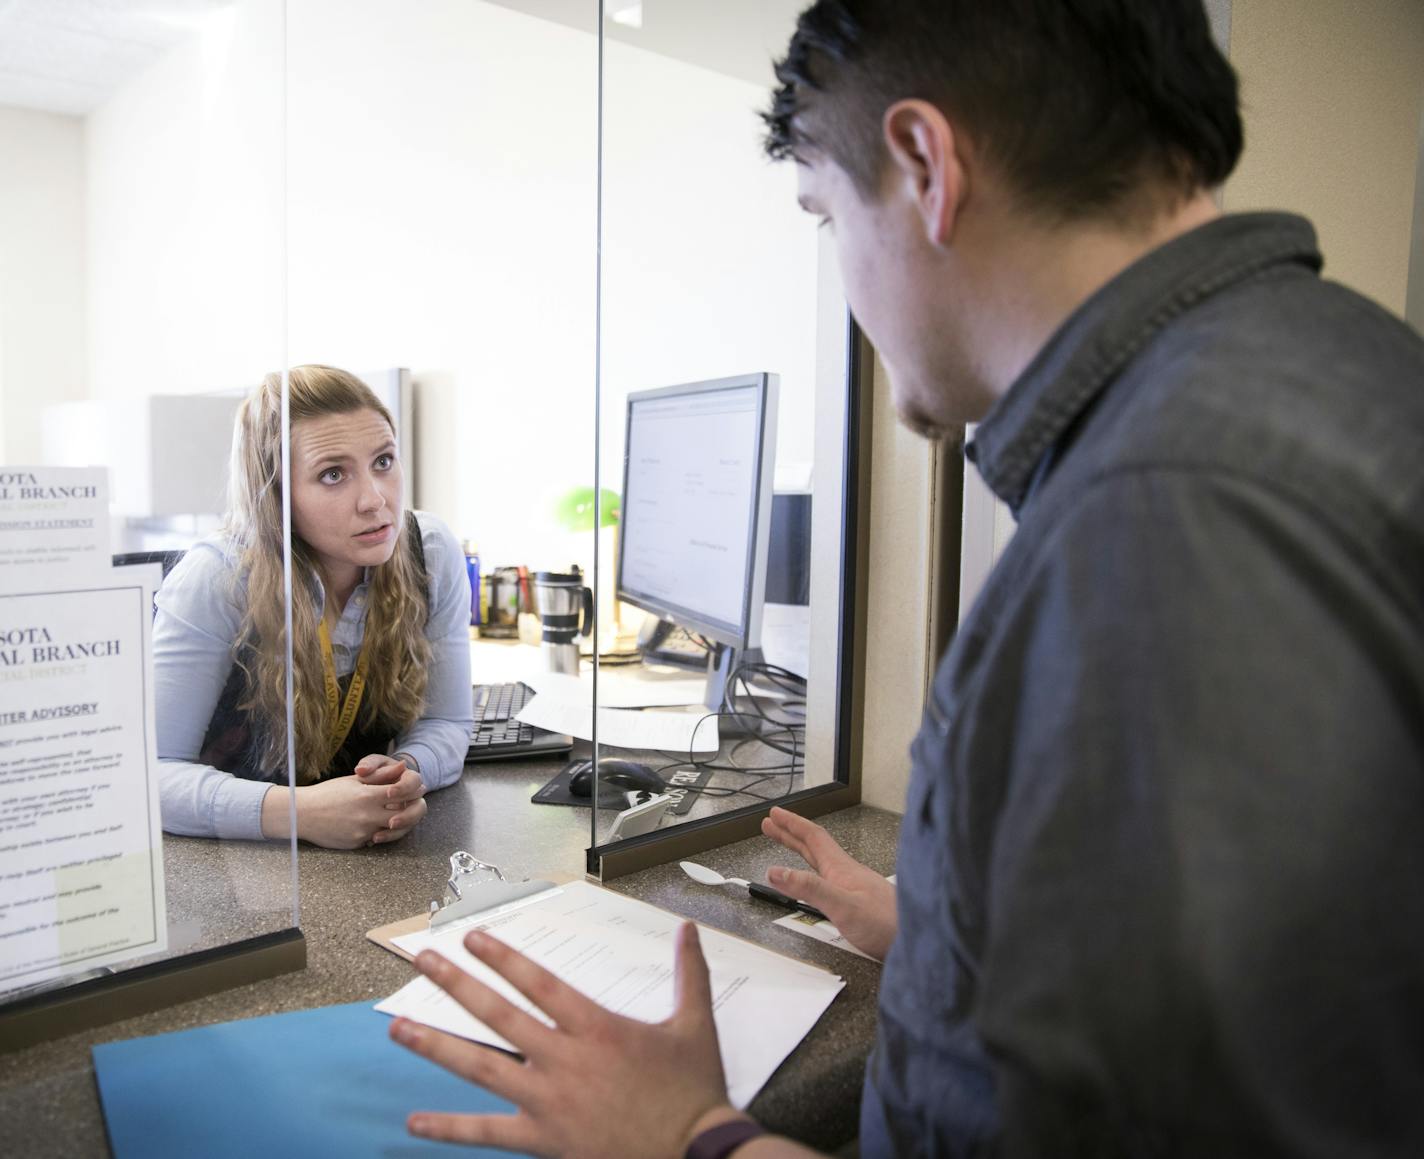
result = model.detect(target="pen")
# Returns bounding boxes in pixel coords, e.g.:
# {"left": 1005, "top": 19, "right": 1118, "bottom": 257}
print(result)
{"left": 747, "top": 881, "right": 829, "bottom": 922}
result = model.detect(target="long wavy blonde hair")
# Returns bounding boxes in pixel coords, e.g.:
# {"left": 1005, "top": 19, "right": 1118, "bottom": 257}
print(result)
{"left": 226, "top": 365, "right": 432, "bottom": 782}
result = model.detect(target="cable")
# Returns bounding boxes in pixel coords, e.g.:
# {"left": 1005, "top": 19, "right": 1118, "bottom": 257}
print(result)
{"left": 612, "top": 660, "right": 811, "bottom": 814}
{"left": 651, "top": 761, "right": 801, "bottom": 805}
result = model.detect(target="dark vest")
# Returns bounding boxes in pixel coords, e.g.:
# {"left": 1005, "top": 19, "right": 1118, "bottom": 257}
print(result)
{"left": 197, "top": 512, "right": 428, "bottom": 783}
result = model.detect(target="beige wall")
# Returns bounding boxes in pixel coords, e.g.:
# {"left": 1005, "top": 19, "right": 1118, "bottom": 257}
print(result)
{"left": 857, "top": 355, "right": 942, "bottom": 814}
{"left": 1410, "top": 108, "right": 1424, "bottom": 331}
{"left": 1224, "top": 0, "right": 1424, "bottom": 317}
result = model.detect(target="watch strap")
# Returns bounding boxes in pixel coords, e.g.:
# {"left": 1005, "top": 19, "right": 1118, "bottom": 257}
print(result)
{"left": 685, "top": 1119, "right": 767, "bottom": 1159}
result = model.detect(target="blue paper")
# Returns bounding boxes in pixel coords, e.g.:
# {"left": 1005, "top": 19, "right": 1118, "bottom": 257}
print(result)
{"left": 93, "top": 1000, "right": 518, "bottom": 1158}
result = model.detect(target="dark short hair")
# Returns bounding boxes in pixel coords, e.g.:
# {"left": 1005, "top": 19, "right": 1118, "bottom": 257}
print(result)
{"left": 764, "top": 0, "right": 1243, "bottom": 219}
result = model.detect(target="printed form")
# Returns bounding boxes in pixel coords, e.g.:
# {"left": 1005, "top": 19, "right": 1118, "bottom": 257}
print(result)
{"left": 377, "top": 880, "right": 843, "bottom": 1108}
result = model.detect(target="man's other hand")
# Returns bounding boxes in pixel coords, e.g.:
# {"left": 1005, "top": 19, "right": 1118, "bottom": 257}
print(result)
{"left": 762, "top": 807, "right": 897, "bottom": 961}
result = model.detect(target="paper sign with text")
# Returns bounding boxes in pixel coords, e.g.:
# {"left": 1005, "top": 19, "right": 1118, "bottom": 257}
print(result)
{"left": 0, "top": 466, "right": 111, "bottom": 593}
{"left": 0, "top": 572, "right": 167, "bottom": 994}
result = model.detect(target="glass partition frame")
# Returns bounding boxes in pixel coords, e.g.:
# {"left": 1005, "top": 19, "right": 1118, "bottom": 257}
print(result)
{"left": 584, "top": 2, "right": 873, "bottom": 877}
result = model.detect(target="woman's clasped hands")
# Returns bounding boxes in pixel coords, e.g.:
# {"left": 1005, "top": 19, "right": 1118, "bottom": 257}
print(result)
{"left": 260, "top": 753, "right": 427, "bottom": 849}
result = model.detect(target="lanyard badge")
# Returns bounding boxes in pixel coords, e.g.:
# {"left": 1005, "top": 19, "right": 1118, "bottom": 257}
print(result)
{"left": 318, "top": 618, "right": 369, "bottom": 772}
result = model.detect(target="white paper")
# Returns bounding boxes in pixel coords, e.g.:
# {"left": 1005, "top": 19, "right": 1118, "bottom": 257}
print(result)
{"left": 772, "top": 912, "right": 879, "bottom": 960}
{"left": 522, "top": 667, "right": 709, "bottom": 709}
{"left": 773, "top": 463, "right": 813, "bottom": 493}
{"left": 468, "top": 638, "right": 544, "bottom": 686}
{"left": 0, "top": 569, "right": 168, "bottom": 995}
{"left": 471, "top": 639, "right": 710, "bottom": 709}
{"left": 0, "top": 467, "right": 111, "bottom": 593}
{"left": 772, "top": 874, "right": 895, "bottom": 961}
{"left": 516, "top": 695, "right": 720, "bottom": 753}
{"left": 759, "top": 602, "right": 810, "bottom": 681}
{"left": 377, "top": 881, "right": 843, "bottom": 1109}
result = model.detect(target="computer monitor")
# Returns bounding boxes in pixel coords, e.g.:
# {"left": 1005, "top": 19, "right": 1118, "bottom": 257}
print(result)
{"left": 765, "top": 491, "right": 812, "bottom": 607}
{"left": 617, "top": 372, "right": 779, "bottom": 709}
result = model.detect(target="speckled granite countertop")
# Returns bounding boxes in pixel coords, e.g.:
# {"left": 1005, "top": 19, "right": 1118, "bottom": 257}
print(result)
{"left": 0, "top": 760, "right": 900, "bottom": 1156}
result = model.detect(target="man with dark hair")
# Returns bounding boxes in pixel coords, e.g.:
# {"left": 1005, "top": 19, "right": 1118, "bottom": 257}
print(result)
{"left": 763, "top": 0, "right": 1243, "bottom": 226}
{"left": 391, "top": 1, "right": 1424, "bottom": 1155}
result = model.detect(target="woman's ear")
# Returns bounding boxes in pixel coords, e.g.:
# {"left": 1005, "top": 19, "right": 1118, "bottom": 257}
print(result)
{"left": 882, "top": 99, "right": 967, "bottom": 248}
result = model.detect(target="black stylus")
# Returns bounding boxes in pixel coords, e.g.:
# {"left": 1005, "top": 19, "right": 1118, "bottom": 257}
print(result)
{"left": 747, "top": 881, "right": 829, "bottom": 922}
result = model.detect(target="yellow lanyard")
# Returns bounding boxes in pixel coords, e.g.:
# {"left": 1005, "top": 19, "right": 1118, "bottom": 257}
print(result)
{"left": 318, "top": 618, "right": 369, "bottom": 772}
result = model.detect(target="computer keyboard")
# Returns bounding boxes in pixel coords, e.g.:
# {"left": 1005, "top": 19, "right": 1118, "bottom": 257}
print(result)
{"left": 467, "top": 682, "right": 573, "bottom": 762}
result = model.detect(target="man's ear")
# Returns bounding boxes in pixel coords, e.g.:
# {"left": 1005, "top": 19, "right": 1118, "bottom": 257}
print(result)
{"left": 883, "top": 100, "right": 966, "bottom": 247}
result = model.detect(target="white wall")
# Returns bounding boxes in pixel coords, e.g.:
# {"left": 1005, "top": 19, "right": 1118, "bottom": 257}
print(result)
{"left": 281, "top": 0, "right": 596, "bottom": 566}
{"left": 78, "top": 0, "right": 821, "bottom": 568}
{"left": 599, "top": 42, "right": 820, "bottom": 483}
{"left": 282, "top": 0, "right": 818, "bottom": 564}
{"left": 85, "top": 1, "right": 286, "bottom": 402}
{"left": 0, "top": 106, "right": 86, "bottom": 464}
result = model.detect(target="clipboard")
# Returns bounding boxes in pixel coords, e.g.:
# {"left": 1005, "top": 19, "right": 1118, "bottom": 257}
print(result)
{"left": 367, "top": 851, "right": 574, "bottom": 962}
{"left": 365, "top": 868, "right": 847, "bottom": 1110}
{"left": 364, "top": 850, "right": 832, "bottom": 974}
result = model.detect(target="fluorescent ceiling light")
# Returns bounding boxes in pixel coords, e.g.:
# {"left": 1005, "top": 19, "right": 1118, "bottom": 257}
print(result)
{"left": 609, "top": 2, "right": 643, "bottom": 29}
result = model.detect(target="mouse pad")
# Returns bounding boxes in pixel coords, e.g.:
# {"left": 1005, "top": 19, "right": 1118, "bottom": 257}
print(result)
{"left": 531, "top": 764, "right": 712, "bottom": 816}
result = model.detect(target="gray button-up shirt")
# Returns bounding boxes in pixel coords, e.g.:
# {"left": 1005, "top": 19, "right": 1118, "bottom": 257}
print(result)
{"left": 868, "top": 214, "right": 1424, "bottom": 1156}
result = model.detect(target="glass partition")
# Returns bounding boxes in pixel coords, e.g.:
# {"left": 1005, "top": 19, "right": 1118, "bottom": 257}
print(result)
{"left": 287, "top": 0, "right": 861, "bottom": 877}
{"left": 2, "top": 3, "right": 864, "bottom": 1028}
{"left": 282, "top": 0, "right": 600, "bottom": 880}
{"left": 588, "top": 2, "right": 864, "bottom": 866}
{"left": 0, "top": 0, "right": 298, "bottom": 1038}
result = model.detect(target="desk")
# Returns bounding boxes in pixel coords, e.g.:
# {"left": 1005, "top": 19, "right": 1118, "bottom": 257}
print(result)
{"left": 0, "top": 757, "right": 900, "bottom": 1155}
{"left": 472, "top": 634, "right": 824, "bottom": 830}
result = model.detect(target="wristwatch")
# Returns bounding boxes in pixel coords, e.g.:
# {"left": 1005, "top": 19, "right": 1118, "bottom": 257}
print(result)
{"left": 685, "top": 1119, "right": 767, "bottom": 1159}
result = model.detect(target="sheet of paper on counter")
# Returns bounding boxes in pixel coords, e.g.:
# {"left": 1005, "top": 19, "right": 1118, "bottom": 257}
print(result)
{"left": 522, "top": 667, "right": 709, "bottom": 709}
{"left": 515, "top": 694, "right": 720, "bottom": 752}
{"left": 376, "top": 881, "right": 842, "bottom": 1109}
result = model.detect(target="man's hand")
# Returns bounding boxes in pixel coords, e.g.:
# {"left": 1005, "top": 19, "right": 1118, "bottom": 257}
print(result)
{"left": 260, "top": 758, "right": 427, "bottom": 848}
{"left": 390, "top": 921, "right": 744, "bottom": 1158}
{"left": 762, "top": 807, "right": 897, "bottom": 961}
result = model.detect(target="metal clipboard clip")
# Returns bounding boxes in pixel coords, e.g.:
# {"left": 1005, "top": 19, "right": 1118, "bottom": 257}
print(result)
{"left": 428, "top": 851, "right": 554, "bottom": 930}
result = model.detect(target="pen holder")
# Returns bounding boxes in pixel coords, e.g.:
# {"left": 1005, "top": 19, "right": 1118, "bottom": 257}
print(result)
{"left": 483, "top": 566, "right": 526, "bottom": 638}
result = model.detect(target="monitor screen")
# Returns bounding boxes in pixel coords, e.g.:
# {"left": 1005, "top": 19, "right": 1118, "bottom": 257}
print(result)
{"left": 765, "top": 491, "right": 812, "bottom": 607}
{"left": 617, "top": 373, "right": 778, "bottom": 651}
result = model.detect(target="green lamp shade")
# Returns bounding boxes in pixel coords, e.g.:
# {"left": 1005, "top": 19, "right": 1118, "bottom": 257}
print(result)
{"left": 553, "top": 486, "right": 620, "bottom": 532}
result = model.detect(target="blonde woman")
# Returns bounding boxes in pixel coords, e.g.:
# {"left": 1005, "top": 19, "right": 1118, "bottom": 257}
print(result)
{"left": 154, "top": 365, "right": 473, "bottom": 848}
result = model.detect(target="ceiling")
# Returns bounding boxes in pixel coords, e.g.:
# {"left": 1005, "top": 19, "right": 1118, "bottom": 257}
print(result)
{"left": 0, "top": 0, "right": 231, "bottom": 116}
{"left": 0, "top": 0, "right": 804, "bottom": 119}
{"left": 484, "top": 0, "right": 805, "bottom": 89}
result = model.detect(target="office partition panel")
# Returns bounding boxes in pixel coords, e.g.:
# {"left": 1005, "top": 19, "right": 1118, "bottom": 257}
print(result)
{"left": 0, "top": 0, "right": 302, "bottom": 1051}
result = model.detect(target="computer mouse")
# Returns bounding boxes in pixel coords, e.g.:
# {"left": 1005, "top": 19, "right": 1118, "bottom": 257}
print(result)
{"left": 566, "top": 757, "right": 666, "bottom": 799}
